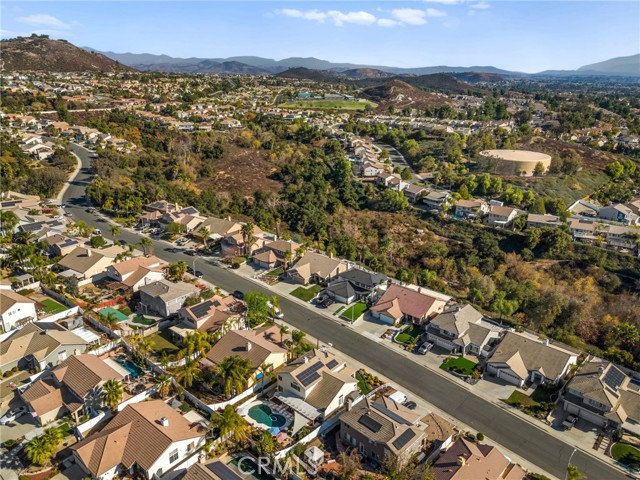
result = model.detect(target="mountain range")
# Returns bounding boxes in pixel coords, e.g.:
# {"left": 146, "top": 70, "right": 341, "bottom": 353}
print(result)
{"left": 89, "top": 48, "right": 640, "bottom": 78}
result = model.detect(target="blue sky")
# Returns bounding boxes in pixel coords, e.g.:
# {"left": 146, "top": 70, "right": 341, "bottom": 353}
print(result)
{"left": 1, "top": 1, "right": 638, "bottom": 72}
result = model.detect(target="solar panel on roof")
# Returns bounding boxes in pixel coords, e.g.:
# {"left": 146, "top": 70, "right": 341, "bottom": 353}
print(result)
{"left": 206, "top": 461, "right": 243, "bottom": 480}
{"left": 392, "top": 429, "right": 416, "bottom": 450}
{"left": 326, "top": 359, "right": 339, "bottom": 370}
{"left": 603, "top": 367, "right": 626, "bottom": 390}
{"left": 190, "top": 300, "right": 214, "bottom": 319}
{"left": 358, "top": 415, "right": 383, "bottom": 433}
{"left": 297, "top": 361, "right": 324, "bottom": 386}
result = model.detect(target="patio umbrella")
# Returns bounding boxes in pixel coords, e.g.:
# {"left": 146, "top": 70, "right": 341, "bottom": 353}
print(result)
{"left": 269, "top": 427, "right": 280, "bottom": 435}
{"left": 275, "top": 432, "right": 289, "bottom": 443}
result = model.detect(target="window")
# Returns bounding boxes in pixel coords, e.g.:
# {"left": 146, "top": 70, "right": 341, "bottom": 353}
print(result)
{"left": 278, "top": 375, "right": 282, "bottom": 381}
{"left": 290, "top": 382, "right": 300, "bottom": 392}
{"left": 169, "top": 449, "right": 179, "bottom": 463}
{"left": 338, "top": 394, "right": 344, "bottom": 405}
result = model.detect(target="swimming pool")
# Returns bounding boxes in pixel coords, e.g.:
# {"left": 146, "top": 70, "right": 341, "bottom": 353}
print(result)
{"left": 248, "top": 404, "right": 287, "bottom": 428}
{"left": 99, "top": 307, "right": 128, "bottom": 322}
{"left": 118, "top": 359, "right": 144, "bottom": 378}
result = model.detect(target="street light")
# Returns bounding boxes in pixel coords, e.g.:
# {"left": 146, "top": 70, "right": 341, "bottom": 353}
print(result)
{"left": 564, "top": 447, "right": 577, "bottom": 480}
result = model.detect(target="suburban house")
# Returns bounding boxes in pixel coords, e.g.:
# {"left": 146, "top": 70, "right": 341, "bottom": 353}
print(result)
{"left": 422, "top": 191, "right": 452, "bottom": 211}
{"left": 326, "top": 269, "right": 388, "bottom": 305}
{"left": 170, "top": 295, "right": 240, "bottom": 340}
{"left": 0, "top": 191, "right": 40, "bottom": 211}
{"left": 339, "top": 395, "right": 429, "bottom": 465}
{"left": 275, "top": 349, "right": 357, "bottom": 420}
{"left": 0, "top": 289, "right": 37, "bottom": 332}
{"left": 454, "top": 199, "right": 489, "bottom": 220}
{"left": 201, "top": 325, "right": 289, "bottom": 387}
{"left": 568, "top": 218, "right": 599, "bottom": 242}
{"left": 194, "top": 216, "right": 242, "bottom": 243}
{"left": 221, "top": 225, "right": 266, "bottom": 258}
{"left": 403, "top": 184, "right": 428, "bottom": 203}
{"left": 105, "top": 256, "right": 165, "bottom": 292}
{"left": 20, "top": 354, "right": 126, "bottom": 425}
{"left": 0, "top": 322, "right": 89, "bottom": 373}
{"left": 431, "top": 438, "right": 527, "bottom": 480}
{"left": 426, "top": 305, "right": 498, "bottom": 357}
{"left": 182, "top": 462, "right": 243, "bottom": 480}
{"left": 597, "top": 204, "right": 639, "bottom": 225}
{"left": 287, "top": 252, "right": 349, "bottom": 286}
{"left": 252, "top": 239, "right": 302, "bottom": 270}
{"left": 486, "top": 205, "right": 519, "bottom": 228}
{"left": 604, "top": 225, "right": 639, "bottom": 251}
{"left": 562, "top": 360, "right": 640, "bottom": 434}
{"left": 41, "top": 233, "right": 81, "bottom": 257}
{"left": 526, "top": 213, "right": 562, "bottom": 229}
{"left": 57, "top": 246, "right": 120, "bottom": 281}
{"left": 144, "top": 200, "right": 182, "bottom": 214}
{"left": 370, "top": 284, "right": 447, "bottom": 326}
{"left": 486, "top": 332, "right": 578, "bottom": 387}
{"left": 138, "top": 280, "right": 200, "bottom": 317}
{"left": 72, "top": 400, "right": 206, "bottom": 480}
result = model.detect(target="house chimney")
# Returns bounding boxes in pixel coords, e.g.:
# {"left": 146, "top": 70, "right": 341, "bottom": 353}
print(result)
{"left": 159, "top": 417, "right": 169, "bottom": 427}
{"left": 457, "top": 456, "right": 466, "bottom": 467}
{"left": 346, "top": 398, "right": 353, "bottom": 411}
{"left": 303, "top": 356, "right": 309, "bottom": 363}
{"left": 246, "top": 341, "right": 252, "bottom": 351}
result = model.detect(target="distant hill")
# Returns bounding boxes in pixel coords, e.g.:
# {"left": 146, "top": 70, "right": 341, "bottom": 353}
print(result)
{"left": 451, "top": 72, "right": 504, "bottom": 83}
{"left": 275, "top": 67, "right": 342, "bottom": 82}
{"left": 340, "top": 68, "right": 395, "bottom": 80}
{"left": 361, "top": 79, "right": 449, "bottom": 111}
{"left": 577, "top": 54, "right": 640, "bottom": 76}
{"left": 1, "top": 36, "right": 133, "bottom": 73}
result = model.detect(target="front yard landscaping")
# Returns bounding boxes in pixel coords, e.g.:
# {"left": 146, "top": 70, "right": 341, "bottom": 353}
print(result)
{"left": 290, "top": 284, "right": 323, "bottom": 302}
{"left": 440, "top": 357, "right": 478, "bottom": 376}
{"left": 356, "top": 370, "right": 384, "bottom": 395}
{"left": 147, "top": 331, "right": 180, "bottom": 355}
{"left": 131, "top": 315, "right": 154, "bottom": 326}
{"left": 503, "top": 385, "right": 558, "bottom": 419}
{"left": 341, "top": 302, "right": 368, "bottom": 321}
{"left": 611, "top": 443, "right": 640, "bottom": 468}
{"left": 266, "top": 267, "right": 283, "bottom": 277}
{"left": 396, "top": 324, "right": 422, "bottom": 344}
{"left": 40, "top": 298, "right": 67, "bottom": 314}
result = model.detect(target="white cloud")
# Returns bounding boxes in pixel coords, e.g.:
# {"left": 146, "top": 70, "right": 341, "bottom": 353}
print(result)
{"left": 17, "top": 14, "right": 71, "bottom": 29}
{"left": 392, "top": 8, "right": 428, "bottom": 25}
{"left": 327, "top": 10, "right": 377, "bottom": 26}
{"left": 377, "top": 18, "right": 401, "bottom": 28}
{"left": 424, "top": 0, "right": 464, "bottom": 4}
{"left": 470, "top": 1, "right": 491, "bottom": 9}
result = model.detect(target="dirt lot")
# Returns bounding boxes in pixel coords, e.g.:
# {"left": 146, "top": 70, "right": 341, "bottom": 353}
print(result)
{"left": 196, "top": 143, "right": 282, "bottom": 197}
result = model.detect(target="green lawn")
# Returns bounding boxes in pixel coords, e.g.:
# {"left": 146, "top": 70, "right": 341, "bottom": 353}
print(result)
{"left": 611, "top": 443, "right": 640, "bottom": 468}
{"left": 131, "top": 315, "right": 155, "bottom": 326}
{"left": 504, "top": 390, "right": 540, "bottom": 408}
{"left": 356, "top": 371, "right": 372, "bottom": 395}
{"left": 290, "top": 285, "right": 323, "bottom": 302}
{"left": 279, "top": 100, "right": 377, "bottom": 111}
{"left": 266, "top": 268, "right": 283, "bottom": 277}
{"left": 440, "top": 357, "right": 478, "bottom": 376}
{"left": 119, "top": 306, "right": 133, "bottom": 316}
{"left": 58, "top": 422, "right": 74, "bottom": 438}
{"left": 396, "top": 324, "right": 423, "bottom": 344}
{"left": 40, "top": 298, "right": 67, "bottom": 314}
{"left": 147, "top": 331, "right": 180, "bottom": 354}
{"left": 341, "top": 302, "right": 368, "bottom": 321}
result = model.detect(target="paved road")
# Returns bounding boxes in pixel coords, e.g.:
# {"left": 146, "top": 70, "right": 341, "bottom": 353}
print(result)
{"left": 64, "top": 144, "right": 627, "bottom": 480}
{"left": 372, "top": 141, "right": 422, "bottom": 181}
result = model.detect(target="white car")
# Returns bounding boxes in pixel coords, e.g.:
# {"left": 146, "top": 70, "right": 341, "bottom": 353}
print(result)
{"left": 0, "top": 406, "right": 27, "bottom": 425}
{"left": 266, "top": 301, "right": 284, "bottom": 319}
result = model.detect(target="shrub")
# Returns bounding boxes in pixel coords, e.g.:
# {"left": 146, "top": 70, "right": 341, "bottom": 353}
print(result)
{"left": 231, "top": 262, "right": 240, "bottom": 269}
{"left": 476, "top": 432, "right": 485, "bottom": 441}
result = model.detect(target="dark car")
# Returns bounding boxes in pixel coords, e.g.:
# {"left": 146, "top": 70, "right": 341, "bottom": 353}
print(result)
{"left": 187, "top": 267, "right": 194, "bottom": 274}
{"left": 232, "top": 290, "right": 244, "bottom": 300}
{"left": 403, "top": 401, "right": 417, "bottom": 410}
{"left": 118, "top": 240, "right": 128, "bottom": 246}
{"left": 185, "top": 250, "right": 197, "bottom": 256}
{"left": 195, "top": 271, "right": 204, "bottom": 278}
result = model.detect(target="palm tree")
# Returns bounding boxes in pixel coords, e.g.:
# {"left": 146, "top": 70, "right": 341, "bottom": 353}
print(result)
{"left": 0, "top": 211, "right": 19, "bottom": 236}
{"left": 168, "top": 261, "right": 188, "bottom": 281}
{"left": 197, "top": 225, "right": 210, "bottom": 246}
{"left": 217, "top": 355, "right": 252, "bottom": 398}
{"left": 279, "top": 324, "right": 289, "bottom": 345}
{"left": 240, "top": 222, "right": 256, "bottom": 256}
{"left": 283, "top": 250, "right": 292, "bottom": 270}
{"left": 175, "top": 359, "right": 201, "bottom": 388}
{"left": 14, "top": 230, "right": 36, "bottom": 245}
{"left": 110, "top": 225, "right": 121, "bottom": 237}
{"left": 25, "top": 436, "right": 53, "bottom": 466}
{"left": 139, "top": 237, "right": 153, "bottom": 256}
{"left": 102, "top": 379, "right": 124, "bottom": 411}
{"left": 210, "top": 405, "right": 251, "bottom": 447}
{"left": 155, "top": 374, "right": 172, "bottom": 398}
{"left": 41, "top": 426, "right": 63, "bottom": 450}
{"left": 159, "top": 351, "right": 174, "bottom": 370}
{"left": 100, "top": 312, "right": 120, "bottom": 331}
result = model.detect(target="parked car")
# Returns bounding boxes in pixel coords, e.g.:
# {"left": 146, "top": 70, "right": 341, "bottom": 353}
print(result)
{"left": 417, "top": 342, "right": 434, "bottom": 355}
{"left": 185, "top": 250, "right": 197, "bottom": 256}
{"left": 187, "top": 267, "right": 194, "bottom": 274}
{"left": 195, "top": 271, "right": 204, "bottom": 278}
{"left": 232, "top": 290, "right": 244, "bottom": 300}
{"left": 562, "top": 414, "right": 578, "bottom": 430}
{"left": 403, "top": 401, "right": 417, "bottom": 410}
{"left": 86, "top": 207, "right": 96, "bottom": 213}
{"left": 0, "top": 406, "right": 27, "bottom": 425}
{"left": 93, "top": 229, "right": 102, "bottom": 235}
{"left": 267, "top": 301, "right": 284, "bottom": 319}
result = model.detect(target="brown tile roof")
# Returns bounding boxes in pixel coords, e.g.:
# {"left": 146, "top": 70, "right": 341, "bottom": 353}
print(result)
{"left": 22, "top": 377, "right": 84, "bottom": 416}
{"left": 371, "top": 284, "right": 441, "bottom": 320}
{"left": 52, "top": 354, "right": 124, "bottom": 398}
{"left": 0, "top": 289, "right": 35, "bottom": 314}
{"left": 432, "top": 438, "right": 526, "bottom": 480}
{"left": 204, "top": 326, "right": 288, "bottom": 369}
{"left": 111, "top": 256, "right": 162, "bottom": 276}
{"left": 72, "top": 400, "right": 205, "bottom": 476}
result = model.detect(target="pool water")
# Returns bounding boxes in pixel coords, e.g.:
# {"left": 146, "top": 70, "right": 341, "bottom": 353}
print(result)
{"left": 99, "top": 307, "right": 128, "bottom": 322}
{"left": 118, "top": 359, "right": 144, "bottom": 378}
{"left": 248, "top": 404, "right": 287, "bottom": 428}
{"left": 230, "top": 458, "right": 274, "bottom": 480}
